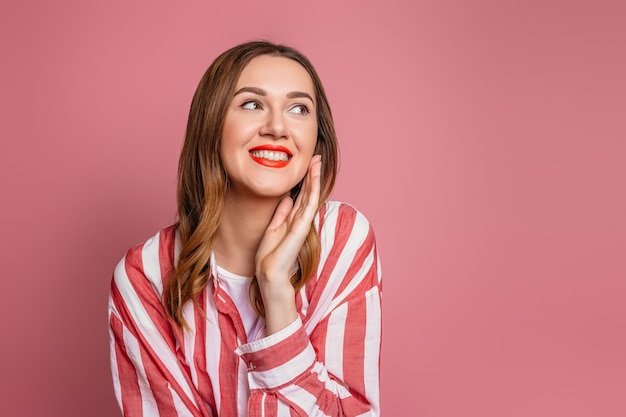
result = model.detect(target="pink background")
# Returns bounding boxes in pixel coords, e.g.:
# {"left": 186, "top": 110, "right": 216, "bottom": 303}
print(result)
{"left": 1, "top": 1, "right": 624, "bottom": 416}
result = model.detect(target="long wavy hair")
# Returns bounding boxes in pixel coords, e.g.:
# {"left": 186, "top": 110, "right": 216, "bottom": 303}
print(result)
{"left": 164, "top": 41, "right": 339, "bottom": 327}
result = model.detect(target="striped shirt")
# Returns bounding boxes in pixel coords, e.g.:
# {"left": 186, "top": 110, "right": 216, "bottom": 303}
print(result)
{"left": 109, "top": 201, "right": 382, "bottom": 416}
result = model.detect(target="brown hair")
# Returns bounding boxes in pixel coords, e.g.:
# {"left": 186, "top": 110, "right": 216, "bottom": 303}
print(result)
{"left": 164, "top": 41, "right": 339, "bottom": 327}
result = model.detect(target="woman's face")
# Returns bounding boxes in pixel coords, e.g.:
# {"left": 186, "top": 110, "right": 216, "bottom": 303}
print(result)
{"left": 220, "top": 55, "right": 318, "bottom": 200}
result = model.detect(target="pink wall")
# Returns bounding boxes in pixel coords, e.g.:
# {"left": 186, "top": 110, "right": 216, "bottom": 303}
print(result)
{"left": 1, "top": 1, "right": 624, "bottom": 416}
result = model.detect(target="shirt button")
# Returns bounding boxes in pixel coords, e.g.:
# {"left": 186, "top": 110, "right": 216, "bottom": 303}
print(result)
{"left": 247, "top": 362, "right": 256, "bottom": 372}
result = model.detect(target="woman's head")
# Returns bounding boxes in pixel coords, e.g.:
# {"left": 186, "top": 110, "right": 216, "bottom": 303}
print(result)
{"left": 221, "top": 54, "right": 318, "bottom": 199}
{"left": 178, "top": 40, "right": 338, "bottom": 226}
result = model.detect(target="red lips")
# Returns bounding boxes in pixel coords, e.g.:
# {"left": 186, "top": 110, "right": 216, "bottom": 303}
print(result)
{"left": 249, "top": 145, "right": 293, "bottom": 168}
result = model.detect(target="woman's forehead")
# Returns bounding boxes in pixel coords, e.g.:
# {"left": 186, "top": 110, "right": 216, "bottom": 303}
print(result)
{"left": 235, "top": 55, "right": 315, "bottom": 96}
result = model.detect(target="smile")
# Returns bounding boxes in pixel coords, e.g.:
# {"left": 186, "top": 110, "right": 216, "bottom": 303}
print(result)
{"left": 249, "top": 150, "right": 290, "bottom": 161}
{"left": 249, "top": 145, "right": 292, "bottom": 168}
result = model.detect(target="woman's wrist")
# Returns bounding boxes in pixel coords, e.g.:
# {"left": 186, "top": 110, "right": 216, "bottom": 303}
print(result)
{"left": 259, "top": 279, "right": 298, "bottom": 335}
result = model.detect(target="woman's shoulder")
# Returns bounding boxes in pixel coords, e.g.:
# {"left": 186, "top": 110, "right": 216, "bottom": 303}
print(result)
{"left": 302, "top": 201, "right": 380, "bottom": 320}
{"left": 319, "top": 200, "right": 374, "bottom": 227}
{"left": 112, "top": 225, "right": 177, "bottom": 297}
{"left": 317, "top": 200, "right": 376, "bottom": 248}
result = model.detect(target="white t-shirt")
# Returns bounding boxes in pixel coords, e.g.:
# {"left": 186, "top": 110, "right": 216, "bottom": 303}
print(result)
{"left": 216, "top": 265, "right": 264, "bottom": 341}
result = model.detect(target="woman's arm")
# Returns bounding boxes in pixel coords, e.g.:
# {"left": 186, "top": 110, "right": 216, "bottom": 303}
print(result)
{"left": 108, "top": 234, "right": 215, "bottom": 417}
{"left": 239, "top": 203, "right": 382, "bottom": 416}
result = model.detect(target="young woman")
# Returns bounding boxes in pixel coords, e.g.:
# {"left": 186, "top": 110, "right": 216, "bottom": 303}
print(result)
{"left": 108, "top": 41, "right": 382, "bottom": 417}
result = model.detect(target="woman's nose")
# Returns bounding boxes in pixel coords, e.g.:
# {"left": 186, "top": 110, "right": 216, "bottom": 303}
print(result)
{"left": 259, "top": 110, "right": 287, "bottom": 139}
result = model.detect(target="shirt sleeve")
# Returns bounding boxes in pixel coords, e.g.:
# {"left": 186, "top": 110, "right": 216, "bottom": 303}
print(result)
{"left": 235, "top": 203, "right": 383, "bottom": 416}
{"left": 108, "top": 242, "right": 214, "bottom": 417}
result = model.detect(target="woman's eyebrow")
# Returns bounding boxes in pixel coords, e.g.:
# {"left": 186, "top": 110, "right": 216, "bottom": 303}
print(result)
{"left": 287, "top": 91, "right": 314, "bottom": 104}
{"left": 233, "top": 87, "right": 314, "bottom": 104}
{"left": 234, "top": 86, "right": 266, "bottom": 96}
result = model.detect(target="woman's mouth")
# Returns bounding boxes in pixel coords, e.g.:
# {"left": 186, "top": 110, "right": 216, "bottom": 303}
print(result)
{"left": 249, "top": 146, "right": 292, "bottom": 168}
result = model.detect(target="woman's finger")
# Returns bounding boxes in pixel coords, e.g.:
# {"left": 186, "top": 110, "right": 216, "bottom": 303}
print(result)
{"left": 266, "top": 196, "right": 293, "bottom": 232}
{"left": 290, "top": 155, "right": 321, "bottom": 223}
{"left": 299, "top": 155, "right": 322, "bottom": 220}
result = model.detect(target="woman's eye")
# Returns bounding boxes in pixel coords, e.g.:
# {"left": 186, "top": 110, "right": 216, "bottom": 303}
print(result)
{"left": 241, "top": 101, "right": 261, "bottom": 110}
{"left": 290, "top": 104, "right": 309, "bottom": 115}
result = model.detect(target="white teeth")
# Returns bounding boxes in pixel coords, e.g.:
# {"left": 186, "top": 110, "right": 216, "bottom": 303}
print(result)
{"left": 250, "top": 150, "right": 290, "bottom": 161}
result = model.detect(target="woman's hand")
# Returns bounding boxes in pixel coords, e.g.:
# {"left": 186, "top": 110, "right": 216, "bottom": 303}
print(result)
{"left": 255, "top": 155, "right": 322, "bottom": 334}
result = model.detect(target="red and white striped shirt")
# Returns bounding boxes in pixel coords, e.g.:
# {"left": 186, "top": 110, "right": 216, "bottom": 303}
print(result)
{"left": 109, "top": 201, "right": 382, "bottom": 416}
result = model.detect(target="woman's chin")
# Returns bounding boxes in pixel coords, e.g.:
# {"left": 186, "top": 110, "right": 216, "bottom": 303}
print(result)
{"left": 228, "top": 184, "right": 296, "bottom": 201}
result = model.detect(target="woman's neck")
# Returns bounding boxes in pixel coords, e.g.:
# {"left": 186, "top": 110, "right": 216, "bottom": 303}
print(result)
{"left": 214, "top": 193, "right": 284, "bottom": 277}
